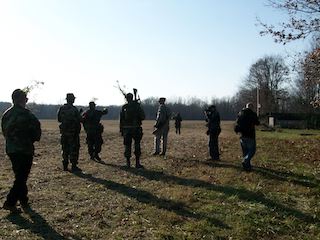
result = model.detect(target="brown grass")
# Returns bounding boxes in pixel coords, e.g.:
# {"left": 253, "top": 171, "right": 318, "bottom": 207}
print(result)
{"left": 0, "top": 120, "right": 320, "bottom": 240}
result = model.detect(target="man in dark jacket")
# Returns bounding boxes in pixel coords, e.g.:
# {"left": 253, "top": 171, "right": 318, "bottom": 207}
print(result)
{"left": 120, "top": 93, "right": 145, "bottom": 168}
{"left": 82, "top": 102, "right": 108, "bottom": 161}
{"left": 174, "top": 112, "right": 182, "bottom": 135}
{"left": 205, "top": 105, "right": 221, "bottom": 160}
{"left": 1, "top": 89, "right": 41, "bottom": 213}
{"left": 234, "top": 102, "right": 260, "bottom": 171}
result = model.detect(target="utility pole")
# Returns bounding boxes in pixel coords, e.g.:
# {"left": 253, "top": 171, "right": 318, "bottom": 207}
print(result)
{"left": 257, "top": 87, "right": 260, "bottom": 116}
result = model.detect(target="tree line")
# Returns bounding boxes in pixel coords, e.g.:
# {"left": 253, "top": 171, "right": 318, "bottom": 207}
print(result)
{"left": 0, "top": 97, "right": 239, "bottom": 121}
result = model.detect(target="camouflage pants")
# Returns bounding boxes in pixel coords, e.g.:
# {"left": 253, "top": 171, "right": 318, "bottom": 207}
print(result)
{"left": 154, "top": 126, "right": 169, "bottom": 154}
{"left": 123, "top": 127, "right": 143, "bottom": 159}
{"left": 60, "top": 133, "right": 80, "bottom": 166}
{"left": 86, "top": 132, "right": 103, "bottom": 157}
{"left": 5, "top": 153, "right": 33, "bottom": 206}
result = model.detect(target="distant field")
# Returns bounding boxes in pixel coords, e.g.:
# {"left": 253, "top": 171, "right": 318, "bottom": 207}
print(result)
{"left": 0, "top": 120, "right": 320, "bottom": 239}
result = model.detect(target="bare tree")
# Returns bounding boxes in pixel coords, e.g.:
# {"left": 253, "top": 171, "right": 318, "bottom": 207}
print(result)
{"left": 235, "top": 87, "right": 257, "bottom": 110}
{"left": 303, "top": 49, "right": 320, "bottom": 107}
{"left": 239, "top": 55, "right": 290, "bottom": 114}
{"left": 291, "top": 71, "right": 317, "bottom": 112}
{"left": 258, "top": 0, "right": 320, "bottom": 44}
{"left": 288, "top": 36, "right": 320, "bottom": 109}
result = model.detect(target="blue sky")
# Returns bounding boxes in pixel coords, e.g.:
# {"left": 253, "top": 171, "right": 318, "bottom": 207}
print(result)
{"left": 0, "top": 0, "right": 308, "bottom": 106}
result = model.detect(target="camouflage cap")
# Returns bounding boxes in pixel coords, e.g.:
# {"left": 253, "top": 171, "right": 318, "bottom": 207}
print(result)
{"left": 159, "top": 97, "right": 166, "bottom": 103}
{"left": 126, "top": 93, "right": 133, "bottom": 101}
{"left": 66, "top": 93, "right": 75, "bottom": 100}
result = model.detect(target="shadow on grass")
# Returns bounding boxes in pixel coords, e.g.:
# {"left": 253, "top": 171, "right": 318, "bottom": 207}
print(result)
{"left": 73, "top": 171, "right": 229, "bottom": 229}
{"left": 104, "top": 163, "right": 319, "bottom": 224}
{"left": 6, "top": 206, "right": 79, "bottom": 240}
{"left": 171, "top": 156, "right": 320, "bottom": 188}
{"left": 205, "top": 161, "right": 320, "bottom": 188}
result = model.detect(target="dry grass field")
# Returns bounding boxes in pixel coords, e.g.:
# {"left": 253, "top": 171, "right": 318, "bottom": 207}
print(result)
{"left": 0, "top": 120, "right": 320, "bottom": 240}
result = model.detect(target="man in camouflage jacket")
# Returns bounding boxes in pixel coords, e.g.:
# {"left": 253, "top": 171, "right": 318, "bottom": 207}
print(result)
{"left": 120, "top": 93, "right": 145, "bottom": 168}
{"left": 57, "top": 93, "right": 82, "bottom": 172}
{"left": 153, "top": 97, "right": 171, "bottom": 156}
{"left": 82, "top": 101, "right": 108, "bottom": 161}
{"left": 1, "top": 89, "right": 41, "bottom": 213}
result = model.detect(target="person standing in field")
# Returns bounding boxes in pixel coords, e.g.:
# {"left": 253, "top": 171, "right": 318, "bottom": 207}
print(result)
{"left": 1, "top": 89, "right": 41, "bottom": 213}
{"left": 174, "top": 112, "right": 182, "bottom": 134}
{"left": 152, "top": 97, "right": 171, "bottom": 156}
{"left": 120, "top": 93, "right": 145, "bottom": 168}
{"left": 57, "top": 93, "right": 82, "bottom": 172}
{"left": 205, "top": 105, "right": 221, "bottom": 161}
{"left": 82, "top": 101, "right": 108, "bottom": 161}
{"left": 234, "top": 102, "right": 260, "bottom": 171}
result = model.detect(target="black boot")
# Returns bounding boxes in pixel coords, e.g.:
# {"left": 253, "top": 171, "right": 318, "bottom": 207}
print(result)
{"left": 95, "top": 154, "right": 102, "bottom": 161}
{"left": 2, "top": 201, "right": 21, "bottom": 214}
{"left": 71, "top": 165, "right": 82, "bottom": 172}
{"left": 63, "top": 161, "right": 68, "bottom": 171}
{"left": 126, "top": 157, "right": 131, "bottom": 168}
{"left": 135, "top": 157, "right": 144, "bottom": 169}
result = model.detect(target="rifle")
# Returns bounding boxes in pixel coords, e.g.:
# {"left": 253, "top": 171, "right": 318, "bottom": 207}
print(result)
{"left": 133, "top": 88, "right": 141, "bottom": 104}
{"left": 115, "top": 80, "right": 141, "bottom": 104}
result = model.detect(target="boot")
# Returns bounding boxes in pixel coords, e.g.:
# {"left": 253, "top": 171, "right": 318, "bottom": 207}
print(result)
{"left": 20, "top": 201, "right": 31, "bottom": 212}
{"left": 3, "top": 201, "right": 21, "bottom": 214}
{"left": 135, "top": 157, "right": 144, "bottom": 169}
{"left": 95, "top": 153, "right": 102, "bottom": 161}
{"left": 63, "top": 162, "right": 68, "bottom": 171}
{"left": 126, "top": 157, "right": 131, "bottom": 168}
{"left": 71, "top": 164, "right": 82, "bottom": 172}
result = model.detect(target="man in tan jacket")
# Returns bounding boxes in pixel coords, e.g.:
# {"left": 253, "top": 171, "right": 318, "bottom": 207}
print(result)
{"left": 152, "top": 97, "right": 171, "bottom": 156}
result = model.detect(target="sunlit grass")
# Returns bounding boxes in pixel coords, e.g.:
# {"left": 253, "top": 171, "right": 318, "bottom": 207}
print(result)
{"left": 0, "top": 120, "right": 319, "bottom": 239}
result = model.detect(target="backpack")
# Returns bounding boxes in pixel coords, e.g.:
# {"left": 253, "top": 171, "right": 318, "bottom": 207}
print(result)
{"left": 122, "top": 102, "right": 141, "bottom": 126}
{"left": 234, "top": 110, "right": 246, "bottom": 133}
